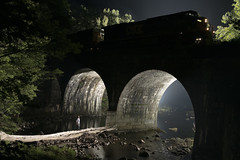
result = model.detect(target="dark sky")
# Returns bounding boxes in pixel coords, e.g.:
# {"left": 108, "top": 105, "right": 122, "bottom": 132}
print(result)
{"left": 70, "top": 0, "right": 234, "bottom": 28}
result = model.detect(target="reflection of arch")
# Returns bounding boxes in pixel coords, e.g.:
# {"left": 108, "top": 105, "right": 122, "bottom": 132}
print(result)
{"left": 63, "top": 68, "right": 108, "bottom": 116}
{"left": 115, "top": 70, "right": 177, "bottom": 129}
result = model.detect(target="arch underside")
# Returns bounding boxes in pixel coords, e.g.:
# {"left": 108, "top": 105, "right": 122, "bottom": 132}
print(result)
{"left": 115, "top": 70, "right": 176, "bottom": 130}
{"left": 63, "top": 71, "right": 106, "bottom": 116}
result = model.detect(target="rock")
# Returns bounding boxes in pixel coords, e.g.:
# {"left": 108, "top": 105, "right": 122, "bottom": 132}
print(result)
{"left": 155, "top": 134, "right": 160, "bottom": 137}
{"left": 168, "top": 128, "right": 178, "bottom": 132}
{"left": 171, "top": 149, "right": 187, "bottom": 156}
{"left": 136, "top": 147, "right": 140, "bottom": 151}
{"left": 99, "top": 133, "right": 107, "bottom": 138}
{"left": 74, "top": 149, "right": 78, "bottom": 154}
{"left": 154, "top": 137, "right": 160, "bottom": 141}
{"left": 100, "top": 142, "right": 105, "bottom": 146}
{"left": 88, "top": 145, "right": 92, "bottom": 149}
{"left": 140, "top": 147, "right": 146, "bottom": 151}
{"left": 118, "top": 157, "right": 127, "bottom": 160}
{"left": 138, "top": 139, "right": 145, "bottom": 144}
{"left": 105, "top": 142, "right": 110, "bottom": 146}
{"left": 167, "top": 146, "right": 173, "bottom": 150}
{"left": 132, "top": 144, "right": 140, "bottom": 151}
{"left": 139, "top": 151, "right": 150, "bottom": 157}
{"left": 120, "top": 141, "right": 127, "bottom": 145}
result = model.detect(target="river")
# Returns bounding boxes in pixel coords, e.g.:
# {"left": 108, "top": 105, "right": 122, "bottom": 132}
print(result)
{"left": 19, "top": 111, "right": 194, "bottom": 138}
{"left": 17, "top": 110, "right": 194, "bottom": 160}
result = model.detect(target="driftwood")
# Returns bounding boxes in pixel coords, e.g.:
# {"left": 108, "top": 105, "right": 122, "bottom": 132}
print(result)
{"left": 0, "top": 127, "right": 115, "bottom": 142}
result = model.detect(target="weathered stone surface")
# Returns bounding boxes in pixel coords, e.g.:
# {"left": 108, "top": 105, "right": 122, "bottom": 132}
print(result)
{"left": 114, "top": 70, "right": 176, "bottom": 130}
{"left": 63, "top": 71, "right": 105, "bottom": 116}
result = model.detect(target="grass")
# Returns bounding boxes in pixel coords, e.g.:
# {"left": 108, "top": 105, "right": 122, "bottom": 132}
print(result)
{"left": 0, "top": 141, "right": 76, "bottom": 160}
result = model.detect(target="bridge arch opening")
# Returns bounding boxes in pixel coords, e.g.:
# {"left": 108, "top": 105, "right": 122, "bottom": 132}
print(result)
{"left": 115, "top": 70, "right": 194, "bottom": 136}
{"left": 63, "top": 69, "right": 109, "bottom": 116}
{"left": 157, "top": 80, "right": 195, "bottom": 138}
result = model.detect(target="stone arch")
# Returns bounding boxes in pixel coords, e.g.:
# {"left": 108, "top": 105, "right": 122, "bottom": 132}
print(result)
{"left": 115, "top": 69, "right": 182, "bottom": 130}
{"left": 63, "top": 68, "right": 108, "bottom": 116}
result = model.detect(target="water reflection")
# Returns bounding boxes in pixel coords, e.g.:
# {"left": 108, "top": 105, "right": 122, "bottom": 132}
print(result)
{"left": 157, "top": 108, "right": 195, "bottom": 138}
{"left": 60, "top": 116, "right": 106, "bottom": 131}
{"left": 19, "top": 116, "right": 106, "bottom": 135}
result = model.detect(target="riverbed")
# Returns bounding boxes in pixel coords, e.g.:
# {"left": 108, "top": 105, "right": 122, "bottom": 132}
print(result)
{"left": 1, "top": 127, "right": 193, "bottom": 160}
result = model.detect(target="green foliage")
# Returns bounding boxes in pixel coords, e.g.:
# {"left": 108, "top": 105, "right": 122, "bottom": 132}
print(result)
{"left": 72, "top": 5, "right": 134, "bottom": 31}
{"left": 26, "top": 145, "right": 75, "bottom": 160}
{"left": 216, "top": 0, "right": 240, "bottom": 41}
{"left": 0, "top": 34, "right": 48, "bottom": 133}
{"left": 0, "top": 54, "right": 47, "bottom": 133}
{"left": 0, "top": 141, "right": 76, "bottom": 160}
{"left": 97, "top": 8, "right": 134, "bottom": 27}
{"left": 0, "top": 0, "right": 78, "bottom": 133}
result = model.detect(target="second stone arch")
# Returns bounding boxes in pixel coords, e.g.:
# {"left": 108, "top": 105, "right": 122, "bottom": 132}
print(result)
{"left": 113, "top": 70, "right": 177, "bottom": 130}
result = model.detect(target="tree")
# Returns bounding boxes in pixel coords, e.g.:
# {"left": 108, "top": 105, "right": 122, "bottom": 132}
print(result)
{"left": 216, "top": 0, "right": 240, "bottom": 41}
{"left": 0, "top": 39, "right": 47, "bottom": 133}
{"left": 0, "top": 0, "right": 49, "bottom": 133}
{"left": 96, "top": 8, "right": 134, "bottom": 28}
{"left": 0, "top": 0, "right": 76, "bottom": 133}
{"left": 72, "top": 5, "right": 134, "bottom": 32}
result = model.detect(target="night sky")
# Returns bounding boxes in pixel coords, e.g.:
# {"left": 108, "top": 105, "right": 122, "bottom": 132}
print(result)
{"left": 70, "top": 0, "right": 234, "bottom": 28}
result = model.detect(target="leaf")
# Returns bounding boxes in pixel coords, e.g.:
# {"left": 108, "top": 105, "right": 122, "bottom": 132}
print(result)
{"left": 216, "top": 0, "right": 240, "bottom": 41}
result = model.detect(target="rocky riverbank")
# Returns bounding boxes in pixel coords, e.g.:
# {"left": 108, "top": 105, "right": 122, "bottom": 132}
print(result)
{"left": 0, "top": 127, "right": 193, "bottom": 160}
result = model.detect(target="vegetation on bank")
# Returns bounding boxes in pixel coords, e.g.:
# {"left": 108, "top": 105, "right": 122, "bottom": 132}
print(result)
{"left": 0, "top": 0, "right": 75, "bottom": 134}
{"left": 0, "top": 141, "right": 75, "bottom": 160}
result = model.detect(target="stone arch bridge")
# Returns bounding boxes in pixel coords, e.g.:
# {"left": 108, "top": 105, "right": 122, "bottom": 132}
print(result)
{"left": 49, "top": 39, "right": 240, "bottom": 160}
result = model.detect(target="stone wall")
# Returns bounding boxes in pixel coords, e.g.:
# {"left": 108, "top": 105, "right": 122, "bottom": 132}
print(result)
{"left": 58, "top": 40, "right": 240, "bottom": 160}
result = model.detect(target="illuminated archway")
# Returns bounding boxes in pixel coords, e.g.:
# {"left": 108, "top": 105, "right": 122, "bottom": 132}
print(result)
{"left": 63, "top": 69, "right": 108, "bottom": 116}
{"left": 116, "top": 70, "right": 176, "bottom": 129}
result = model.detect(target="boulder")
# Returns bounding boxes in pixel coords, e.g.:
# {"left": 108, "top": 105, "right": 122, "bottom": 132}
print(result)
{"left": 138, "top": 139, "right": 145, "bottom": 144}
